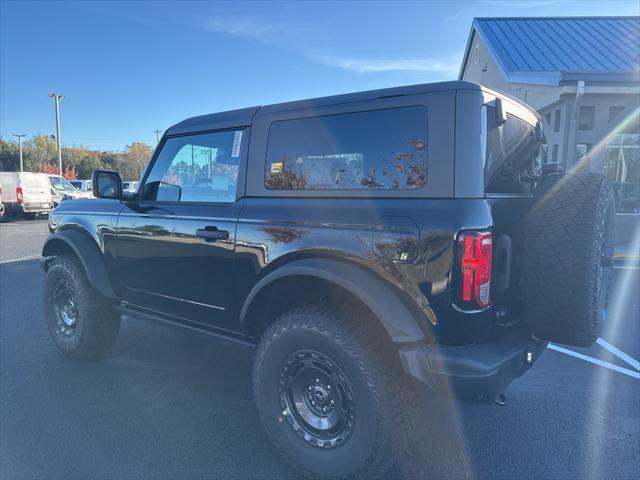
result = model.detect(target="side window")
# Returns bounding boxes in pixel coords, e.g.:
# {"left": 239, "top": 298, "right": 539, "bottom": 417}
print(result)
{"left": 483, "top": 106, "right": 541, "bottom": 195}
{"left": 265, "top": 106, "right": 427, "bottom": 191}
{"left": 578, "top": 106, "right": 595, "bottom": 131}
{"left": 142, "top": 130, "right": 243, "bottom": 203}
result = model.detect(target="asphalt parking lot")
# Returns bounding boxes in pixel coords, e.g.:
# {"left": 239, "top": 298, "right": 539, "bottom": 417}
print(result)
{"left": 0, "top": 219, "right": 638, "bottom": 479}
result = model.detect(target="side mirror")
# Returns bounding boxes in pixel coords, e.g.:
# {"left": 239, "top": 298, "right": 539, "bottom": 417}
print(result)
{"left": 92, "top": 170, "right": 122, "bottom": 199}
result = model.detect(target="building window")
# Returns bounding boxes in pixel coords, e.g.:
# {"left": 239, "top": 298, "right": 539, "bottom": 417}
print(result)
{"left": 552, "top": 144, "right": 559, "bottom": 163}
{"left": 544, "top": 113, "right": 552, "bottom": 127}
{"left": 576, "top": 143, "right": 590, "bottom": 163}
{"left": 578, "top": 106, "right": 595, "bottom": 131}
{"left": 554, "top": 109, "right": 561, "bottom": 133}
{"left": 609, "top": 106, "right": 626, "bottom": 123}
{"left": 265, "top": 106, "right": 428, "bottom": 191}
{"left": 605, "top": 133, "right": 640, "bottom": 213}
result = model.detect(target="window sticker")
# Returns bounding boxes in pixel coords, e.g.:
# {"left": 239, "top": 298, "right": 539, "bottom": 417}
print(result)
{"left": 232, "top": 131, "right": 243, "bottom": 157}
{"left": 271, "top": 162, "right": 283, "bottom": 174}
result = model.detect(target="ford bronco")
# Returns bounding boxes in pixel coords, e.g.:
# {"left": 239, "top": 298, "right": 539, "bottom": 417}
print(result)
{"left": 42, "top": 81, "right": 615, "bottom": 479}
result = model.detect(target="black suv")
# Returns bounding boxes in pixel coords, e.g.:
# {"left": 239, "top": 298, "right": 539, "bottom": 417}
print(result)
{"left": 42, "top": 81, "right": 614, "bottom": 479}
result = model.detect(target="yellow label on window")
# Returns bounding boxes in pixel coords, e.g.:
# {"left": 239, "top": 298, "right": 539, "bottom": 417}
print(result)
{"left": 271, "top": 162, "right": 283, "bottom": 174}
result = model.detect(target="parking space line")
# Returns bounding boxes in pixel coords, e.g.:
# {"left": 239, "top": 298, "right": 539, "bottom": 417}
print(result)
{"left": 548, "top": 343, "right": 640, "bottom": 379}
{"left": 596, "top": 337, "right": 640, "bottom": 371}
{"left": 0, "top": 254, "right": 41, "bottom": 264}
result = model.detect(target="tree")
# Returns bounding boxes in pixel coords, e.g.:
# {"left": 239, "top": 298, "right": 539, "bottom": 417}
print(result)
{"left": 26, "top": 134, "right": 57, "bottom": 172}
{"left": 40, "top": 163, "right": 59, "bottom": 175}
{"left": 63, "top": 165, "right": 78, "bottom": 180}
{"left": 0, "top": 138, "right": 19, "bottom": 171}
{"left": 125, "top": 142, "right": 153, "bottom": 178}
{"left": 75, "top": 156, "right": 104, "bottom": 179}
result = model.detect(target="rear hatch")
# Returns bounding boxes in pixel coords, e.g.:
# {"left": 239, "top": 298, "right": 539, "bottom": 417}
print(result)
{"left": 481, "top": 98, "right": 542, "bottom": 324}
{"left": 24, "top": 173, "right": 53, "bottom": 207}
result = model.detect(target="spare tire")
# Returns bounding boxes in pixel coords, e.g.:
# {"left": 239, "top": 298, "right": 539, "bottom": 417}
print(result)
{"left": 523, "top": 173, "right": 615, "bottom": 347}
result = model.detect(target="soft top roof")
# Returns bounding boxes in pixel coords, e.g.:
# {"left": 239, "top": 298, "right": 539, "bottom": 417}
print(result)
{"left": 165, "top": 81, "right": 483, "bottom": 136}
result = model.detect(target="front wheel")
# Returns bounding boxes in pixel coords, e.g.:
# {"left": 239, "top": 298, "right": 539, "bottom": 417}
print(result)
{"left": 253, "top": 302, "right": 416, "bottom": 479}
{"left": 43, "top": 255, "right": 121, "bottom": 358}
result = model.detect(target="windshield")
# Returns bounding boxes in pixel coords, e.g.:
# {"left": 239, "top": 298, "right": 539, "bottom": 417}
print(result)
{"left": 50, "top": 176, "right": 79, "bottom": 191}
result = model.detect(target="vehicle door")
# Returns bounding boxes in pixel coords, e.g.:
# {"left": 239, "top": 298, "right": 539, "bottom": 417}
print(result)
{"left": 115, "top": 128, "right": 247, "bottom": 333}
{"left": 29, "top": 174, "right": 53, "bottom": 206}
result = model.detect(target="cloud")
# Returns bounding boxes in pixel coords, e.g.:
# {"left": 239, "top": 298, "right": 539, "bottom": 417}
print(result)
{"left": 202, "top": 15, "right": 284, "bottom": 42}
{"left": 319, "top": 56, "right": 461, "bottom": 77}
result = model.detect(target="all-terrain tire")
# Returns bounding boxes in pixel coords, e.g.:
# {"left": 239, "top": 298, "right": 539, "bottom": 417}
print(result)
{"left": 43, "top": 254, "right": 121, "bottom": 358}
{"left": 523, "top": 173, "right": 615, "bottom": 347}
{"left": 253, "top": 301, "right": 417, "bottom": 479}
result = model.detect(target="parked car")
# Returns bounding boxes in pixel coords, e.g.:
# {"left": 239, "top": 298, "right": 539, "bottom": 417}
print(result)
{"left": 47, "top": 175, "right": 94, "bottom": 205}
{"left": 69, "top": 179, "right": 93, "bottom": 192}
{"left": 0, "top": 172, "right": 53, "bottom": 220}
{"left": 122, "top": 180, "right": 139, "bottom": 192}
{"left": 0, "top": 181, "right": 5, "bottom": 222}
{"left": 42, "top": 81, "right": 615, "bottom": 480}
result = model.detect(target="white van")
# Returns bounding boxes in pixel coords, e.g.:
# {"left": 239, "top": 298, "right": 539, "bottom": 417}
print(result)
{"left": 0, "top": 172, "right": 54, "bottom": 219}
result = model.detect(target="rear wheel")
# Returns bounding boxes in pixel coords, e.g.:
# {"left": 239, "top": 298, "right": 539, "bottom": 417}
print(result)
{"left": 253, "top": 301, "right": 416, "bottom": 479}
{"left": 44, "top": 255, "right": 121, "bottom": 358}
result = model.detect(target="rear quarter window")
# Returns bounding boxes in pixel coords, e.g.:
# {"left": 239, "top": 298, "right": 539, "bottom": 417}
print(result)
{"left": 265, "top": 106, "right": 428, "bottom": 191}
{"left": 483, "top": 108, "right": 541, "bottom": 195}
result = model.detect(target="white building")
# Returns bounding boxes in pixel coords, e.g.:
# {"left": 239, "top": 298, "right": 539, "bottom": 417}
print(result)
{"left": 460, "top": 17, "right": 640, "bottom": 214}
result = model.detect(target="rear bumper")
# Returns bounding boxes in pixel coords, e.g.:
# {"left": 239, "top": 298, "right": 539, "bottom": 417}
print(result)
{"left": 22, "top": 202, "right": 52, "bottom": 213}
{"left": 399, "top": 327, "right": 546, "bottom": 403}
{"left": 8, "top": 202, "right": 53, "bottom": 214}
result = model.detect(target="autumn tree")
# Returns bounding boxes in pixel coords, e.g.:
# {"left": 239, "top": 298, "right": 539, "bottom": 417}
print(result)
{"left": 125, "top": 142, "right": 153, "bottom": 179}
{"left": 63, "top": 165, "right": 78, "bottom": 180}
{"left": 27, "top": 135, "right": 57, "bottom": 171}
{"left": 40, "top": 163, "right": 59, "bottom": 175}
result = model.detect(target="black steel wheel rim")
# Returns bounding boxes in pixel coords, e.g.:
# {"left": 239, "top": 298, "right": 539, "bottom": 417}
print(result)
{"left": 53, "top": 278, "right": 78, "bottom": 337}
{"left": 279, "top": 350, "right": 355, "bottom": 448}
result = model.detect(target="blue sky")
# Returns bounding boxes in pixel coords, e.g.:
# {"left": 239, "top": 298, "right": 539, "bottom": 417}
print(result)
{"left": 1, "top": 0, "right": 638, "bottom": 150}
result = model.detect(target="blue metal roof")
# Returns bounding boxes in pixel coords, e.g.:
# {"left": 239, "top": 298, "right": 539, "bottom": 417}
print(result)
{"left": 460, "top": 17, "right": 640, "bottom": 85}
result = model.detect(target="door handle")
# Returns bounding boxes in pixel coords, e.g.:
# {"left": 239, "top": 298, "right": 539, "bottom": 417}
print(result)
{"left": 195, "top": 227, "right": 229, "bottom": 242}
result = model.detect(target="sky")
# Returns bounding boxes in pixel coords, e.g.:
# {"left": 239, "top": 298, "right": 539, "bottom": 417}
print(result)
{"left": 1, "top": 0, "right": 638, "bottom": 151}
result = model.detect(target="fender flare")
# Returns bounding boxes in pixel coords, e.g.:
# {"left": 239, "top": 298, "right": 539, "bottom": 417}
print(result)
{"left": 42, "top": 229, "right": 117, "bottom": 300}
{"left": 239, "top": 258, "right": 428, "bottom": 343}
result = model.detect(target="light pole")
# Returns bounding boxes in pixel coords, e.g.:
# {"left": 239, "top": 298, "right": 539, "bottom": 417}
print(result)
{"left": 48, "top": 92, "right": 64, "bottom": 175}
{"left": 12, "top": 134, "right": 26, "bottom": 171}
{"left": 154, "top": 129, "right": 162, "bottom": 144}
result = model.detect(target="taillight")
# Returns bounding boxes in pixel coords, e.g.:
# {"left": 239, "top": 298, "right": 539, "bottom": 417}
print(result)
{"left": 16, "top": 186, "right": 23, "bottom": 203}
{"left": 457, "top": 231, "right": 492, "bottom": 309}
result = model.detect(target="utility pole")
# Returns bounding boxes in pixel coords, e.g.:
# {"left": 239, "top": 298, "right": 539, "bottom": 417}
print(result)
{"left": 48, "top": 92, "right": 64, "bottom": 174}
{"left": 154, "top": 129, "right": 162, "bottom": 144}
{"left": 12, "top": 134, "right": 26, "bottom": 171}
